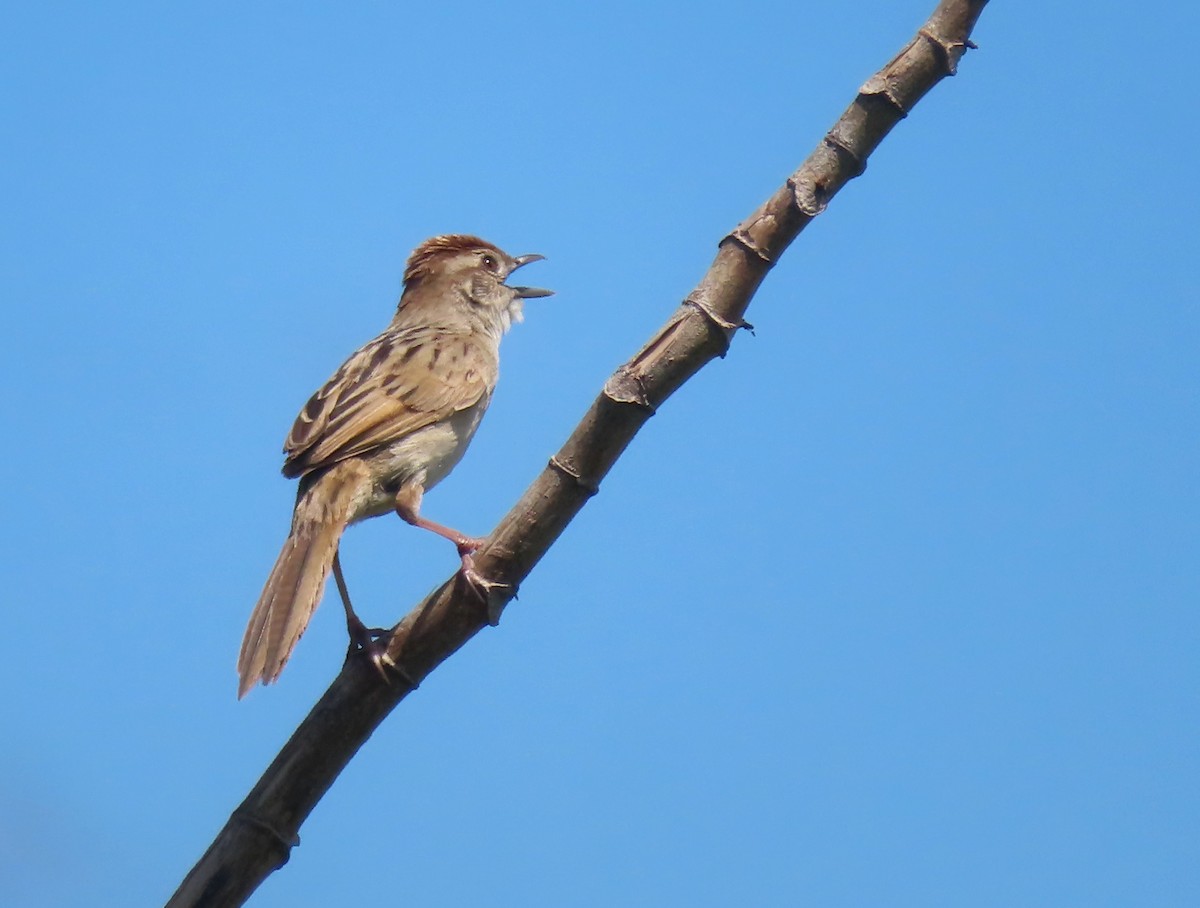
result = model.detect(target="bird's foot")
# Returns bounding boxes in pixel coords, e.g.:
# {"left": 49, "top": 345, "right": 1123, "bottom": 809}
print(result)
{"left": 457, "top": 552, "right": 517, "bottom": 626}
{"left": 344, "top": 615, "right": 394, "bottom": 682}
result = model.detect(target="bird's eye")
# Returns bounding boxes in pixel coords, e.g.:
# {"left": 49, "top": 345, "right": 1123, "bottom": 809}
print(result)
{"left": 481, "top": 253, "right": 498, "bottom": 271}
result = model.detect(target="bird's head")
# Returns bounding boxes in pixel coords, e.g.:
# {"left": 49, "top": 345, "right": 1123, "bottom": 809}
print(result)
{"left": 399, "top": 234, "right": 552, "bottom": 335}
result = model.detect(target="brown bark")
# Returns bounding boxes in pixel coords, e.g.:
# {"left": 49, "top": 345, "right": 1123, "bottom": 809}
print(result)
{"left": 167, "top": 2, "right": 990, "bottom": 904}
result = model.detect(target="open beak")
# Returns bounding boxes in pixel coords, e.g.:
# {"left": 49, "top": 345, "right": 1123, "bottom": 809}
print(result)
{"left": 507, "top": 253, "right": 553, "bottom": 299}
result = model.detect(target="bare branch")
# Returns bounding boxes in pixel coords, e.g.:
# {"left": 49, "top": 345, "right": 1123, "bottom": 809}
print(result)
{"left": 167, "top": 2, "right": 989, "bottom": 905}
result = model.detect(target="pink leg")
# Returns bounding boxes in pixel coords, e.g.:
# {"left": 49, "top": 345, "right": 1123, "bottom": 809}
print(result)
{"left": 394, "top": 481, "right": 485, "bottom": 570}
{"left": 395, "top": 481, "right": 502, "bottom": 605}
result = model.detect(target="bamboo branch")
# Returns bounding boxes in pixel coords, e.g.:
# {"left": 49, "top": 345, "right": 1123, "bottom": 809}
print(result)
{"left": 166, "top": 2, "right": 989, "bottom": 904}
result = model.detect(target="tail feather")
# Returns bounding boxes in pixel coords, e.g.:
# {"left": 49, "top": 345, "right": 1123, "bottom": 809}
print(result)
{"left": 237, "top": 518, "right": 345, "bottom": 698}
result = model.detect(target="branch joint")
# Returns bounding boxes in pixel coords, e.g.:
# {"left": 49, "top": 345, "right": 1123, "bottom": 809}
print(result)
{"left": 859, "top": 75, "right": 912, "bottom": 117}
{"left": 918, "top": 26, "right": 968, "bottom": 76}
{"left": 787, "top": 175, "right": 827, "bottom": 218}
{"left": 548, "top": 455, "right": 601, "bottom": 497}
{"left": 683, "top": 296, "right": 755, "bottom": 358}
{"left": 602, "top": 369, "right": 657, "bottom": 414}
{"left": 232, "top": 809, "right": 299, "bottom": 863}
{"left": 727, "top": 227, "right": 775, "bottom": 264}
{"left": 822, "top": 133, "right": 867, "bottom": 178}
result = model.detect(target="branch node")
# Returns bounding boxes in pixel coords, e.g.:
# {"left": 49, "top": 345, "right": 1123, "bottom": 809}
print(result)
{"left": 788, "top": 175, "right": 828, "bottom": 218}
{"left": 484, "top": 581, "right": 517, "bottom": 627}
{"left": 860, "top": 75, "right": 912, "bottom": 116}
{"left": 822, "top": 133, "right": 867, "bottom": 177}
{"left": 548, "top": 455, "right": 601, "bottom": 497}
{"left": 727, "top": 227, "right": 775, "bottom": 264}
{"left": 603, "top": 369, "right": 656, "bottom": 414}
{"left": 232, "top": 809, "right": 299, "bottom": 862}
{"left": 918, "top": 26, "right": 966, "bottom": 76}
{"left": 683, "top": 295, "right": 754, "bottom": 357}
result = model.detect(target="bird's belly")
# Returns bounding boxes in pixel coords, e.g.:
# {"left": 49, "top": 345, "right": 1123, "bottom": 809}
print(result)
{"left": 352, "top": 403, "right": 487, "bottom": 522}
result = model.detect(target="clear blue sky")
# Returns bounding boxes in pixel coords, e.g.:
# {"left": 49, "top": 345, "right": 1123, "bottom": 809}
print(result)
{"left": 3, "top": 3, "right": 1197, "bottom": 906}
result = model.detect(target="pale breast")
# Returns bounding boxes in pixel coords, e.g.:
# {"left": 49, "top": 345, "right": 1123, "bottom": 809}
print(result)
{"left": 349, "top": 396, "right": 490, "bottom": 523}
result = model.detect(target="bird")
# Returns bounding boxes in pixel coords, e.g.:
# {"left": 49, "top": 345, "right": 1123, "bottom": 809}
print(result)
{"left": 237, "top": 234, "right": 552, "bottom": 698}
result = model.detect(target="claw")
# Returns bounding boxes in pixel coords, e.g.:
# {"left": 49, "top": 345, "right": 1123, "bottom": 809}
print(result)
{"left": 458, "top": 556, "right": 516, "bottom": 626}
{"left": 345, "top": 622, "right": 420, "bottom": 688}
{"left": 344, "top": 617, "right": 394, "bottom": 683}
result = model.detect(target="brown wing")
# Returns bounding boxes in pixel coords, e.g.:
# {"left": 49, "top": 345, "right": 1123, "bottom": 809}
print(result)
{"left": 281, "top": 325, "right": 496, "bottom": 478}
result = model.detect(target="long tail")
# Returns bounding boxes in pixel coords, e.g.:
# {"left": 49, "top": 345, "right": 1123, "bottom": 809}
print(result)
{"left": 237, "top": 479, "right": 355, "bottom": 698}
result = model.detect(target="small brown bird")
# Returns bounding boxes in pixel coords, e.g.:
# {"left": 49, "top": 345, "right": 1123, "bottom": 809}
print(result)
{"left": 237, "top": 234, "right": 551, "bottom": 698}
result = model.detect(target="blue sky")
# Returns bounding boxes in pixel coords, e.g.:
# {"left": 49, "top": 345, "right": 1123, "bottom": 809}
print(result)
{"left": 3, "top": 2, "right": 1197, "bottom": 906}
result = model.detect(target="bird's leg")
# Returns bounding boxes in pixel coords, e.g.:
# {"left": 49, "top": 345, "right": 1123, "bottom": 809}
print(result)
{"left": 394, "top": 480, "right": 506, "bottom": 608}
{"left": 394, "top": 481, "right": 485, "bottom": 570}
{"left": 332, "top": 549, "right": 391, "bottom": 682}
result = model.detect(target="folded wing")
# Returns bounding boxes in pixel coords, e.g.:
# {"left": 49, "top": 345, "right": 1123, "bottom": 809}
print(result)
{"left": 282, "top": 325, "right": 496, "bottom": 478}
